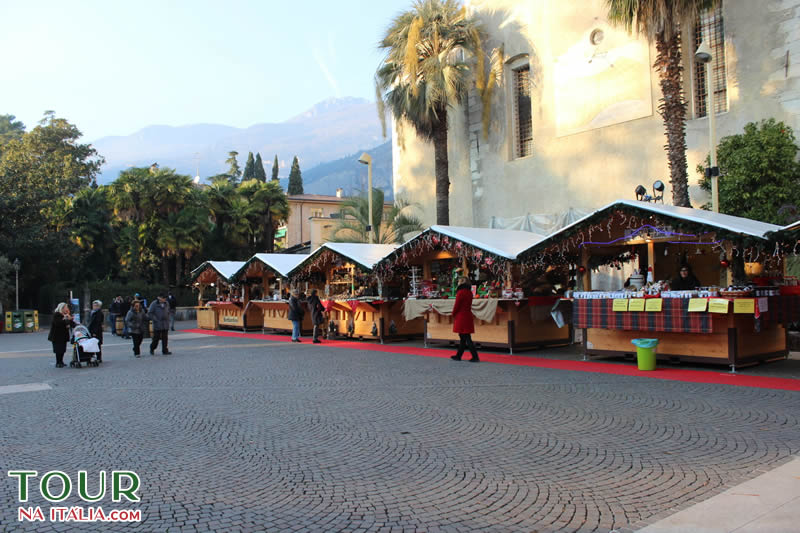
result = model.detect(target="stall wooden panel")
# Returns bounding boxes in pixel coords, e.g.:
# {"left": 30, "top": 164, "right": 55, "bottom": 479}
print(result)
{"left": 251, "top": 301, "right": 313, "bottom": 335}
{"left": 196, "top": 307, "right": 218, "bottom": 330}
{"left": 209, "top": 302, "right": 262, "bottom": 331}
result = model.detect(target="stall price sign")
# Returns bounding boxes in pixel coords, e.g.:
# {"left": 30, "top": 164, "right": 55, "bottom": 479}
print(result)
{"left": 708, "top": 298, "right": 730, "bottom": 314}
{"left": 612, "top": 299, "right": 629, "bottom": 312}
{"left": 645, "top": 298, "right": 663, "bottom": 312}
{"left": 628, "top": 299, "right": 645, "bottom": 312}
{"left": 733, "top": 298, "right": 755, "bottom": 314}
{"left": 688, "top": 298, "right": 708, "bottom": 312}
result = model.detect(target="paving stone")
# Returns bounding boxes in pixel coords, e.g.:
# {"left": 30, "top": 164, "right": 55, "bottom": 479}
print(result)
{"left": 0, "top": 333, "right": 799, "bottom": 532}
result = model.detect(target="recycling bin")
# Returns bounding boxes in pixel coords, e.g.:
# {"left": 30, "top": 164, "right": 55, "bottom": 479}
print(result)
{"left": 23, "top": 310, "right": 38, "bottom": 332}
{"left": 631, "top": 338, "right": 658, "bottom": 371}
{"left": 9, "top": 311, "right": 24, "bottom": 332}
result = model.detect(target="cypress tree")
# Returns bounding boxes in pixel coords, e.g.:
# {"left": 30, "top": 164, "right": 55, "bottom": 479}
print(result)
{"left": 271, "top": 155, "right": 279, "bottom": 181}
{"left": 287, "top": 156, "right": 303, "bottom": 195}
{"left": 226, "top": 151, "right": 241, "bottom": 183}
{"left": 242, "top": 152, "right": 255, "bottom": 181}
{"left": 254, "top": 153, "right": 267, "bottom": 182}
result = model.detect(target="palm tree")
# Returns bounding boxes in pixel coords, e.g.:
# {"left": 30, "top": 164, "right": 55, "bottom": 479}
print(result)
{"left": 330, "top": 189, "right": 424, "bottom": 244}
{"left": 237, "top": 179, "right": 290, "bottom": 253}
{"left": 606, "top": 0, "right": 717, "bottom": 207}
{"left": 376, "top": 0, "right": 492, "bottom": 225}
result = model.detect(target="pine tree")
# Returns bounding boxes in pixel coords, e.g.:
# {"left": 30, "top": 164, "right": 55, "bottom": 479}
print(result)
{"left": 226, "top": 151, "right": 241, "bottom": 184}
{"left": 287, "top": 156, "right": 303, "bottom": 195}
{"left": 242, "top": 152, "right": 255, "bottom": 181}
{"left": 254, "top": 153, "right": 267, "bottom": 182}
{"left": 271, "top": 155, "right": 279, "bottom": 181}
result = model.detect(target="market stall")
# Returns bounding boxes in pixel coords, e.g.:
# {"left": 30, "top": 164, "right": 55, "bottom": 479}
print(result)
{"left": 286, "top": 243, "right": 423, "bottom": 342}
{"left": 373, "top": 226, "right": 569, "bottom": 354}
{"left": 517, "top": 200, "right": 789, "bottom": 369}
{"left": 190, "top": 261, "right": 249, "bottom": 330}
{"left": 231, "top": 253, "right": 309, "bottom": 334}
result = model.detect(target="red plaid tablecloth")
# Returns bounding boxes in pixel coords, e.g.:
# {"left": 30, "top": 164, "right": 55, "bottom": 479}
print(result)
{"left": 572, "top": 299, "right": 712, "bottom": 333}
{"left": 762, "top": 295, "right": 800, "bottom": 324}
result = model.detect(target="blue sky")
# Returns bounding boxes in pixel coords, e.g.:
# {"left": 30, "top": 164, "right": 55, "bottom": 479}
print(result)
{"left": 0, "top": 0, "right": 412, "bottom": 141}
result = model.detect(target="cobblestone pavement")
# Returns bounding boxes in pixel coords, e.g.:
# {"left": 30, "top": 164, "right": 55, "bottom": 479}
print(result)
{"left": 1, "top": 329, "right": 800, "bottom": 532}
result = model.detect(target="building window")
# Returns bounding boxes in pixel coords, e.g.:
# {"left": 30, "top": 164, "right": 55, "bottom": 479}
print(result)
{"left": 693, "top": 4, "right": 727, "bottom": 117}
{"left": 311, "top": 208, "right": 323, "bottom": 218}
{"left": 513, "top": 64, "right": 533, "bottom": 158}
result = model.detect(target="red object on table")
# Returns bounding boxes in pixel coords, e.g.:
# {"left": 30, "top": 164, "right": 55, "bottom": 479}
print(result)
{"left": 527, "top": 295, "right": 560, "bottom": 306}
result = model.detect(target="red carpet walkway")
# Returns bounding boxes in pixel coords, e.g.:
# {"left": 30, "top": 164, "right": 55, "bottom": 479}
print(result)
{"left": 182, "top": 329, "right": 800, "bottom": 392}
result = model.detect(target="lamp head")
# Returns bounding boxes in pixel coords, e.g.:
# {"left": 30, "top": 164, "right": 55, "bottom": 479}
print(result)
{"left": 653, "top": 180, "right": 665, "bottom": 193}
{"left": 12, "top": 258, "right": 20, "bottom": 270}
{"left": 695, "top": 41, "right": 712, "bottom": 63}
{"left": 635, "top": 185, "right": 647, "bottom": 199}
{"left": 358, "top": 152, "right": 372, "bottom": 165}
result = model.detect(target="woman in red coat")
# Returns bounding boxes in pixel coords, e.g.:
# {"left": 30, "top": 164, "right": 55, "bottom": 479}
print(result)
{"left": 450, "top": 277, "right": 480, "bottom": 363}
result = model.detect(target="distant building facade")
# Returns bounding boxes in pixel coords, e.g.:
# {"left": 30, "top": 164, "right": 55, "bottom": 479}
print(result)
{"left": 284, "top": 191, "right": 394, "bottom": 251}
{"left": 392, "top": 0, "right": 800, "bottom": 226}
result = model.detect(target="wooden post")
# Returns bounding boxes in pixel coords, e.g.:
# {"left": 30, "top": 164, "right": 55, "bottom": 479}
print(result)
{"left": 505, "top": 262, "right": 513, "bottom": 289}
{"left": 461, "top": 256, "right": 469, "bottom": 278}
{"left": 647, "top": 241, "right": 655, "bottom": 282}
{"left": 423, "top": 260, "right": 432, "bottom": 280}
{"left": 198, "top": 284, "right": 205, "bottom": 306}
{"left": 581, "top": 246, "right": 591, "bottom": 291}
{"left": 243, "top": 284, "right": 250, "bottom": 304}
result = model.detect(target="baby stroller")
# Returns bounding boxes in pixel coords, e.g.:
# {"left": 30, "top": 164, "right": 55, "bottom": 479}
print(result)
{"left": 70, "top": 325, "right": 100, "bottom": 368}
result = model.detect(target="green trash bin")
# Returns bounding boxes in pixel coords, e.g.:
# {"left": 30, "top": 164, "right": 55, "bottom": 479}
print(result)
{"left": 23, "top": 311, "right": 36, "bottom": 332}
{"left": 631, "top": 338, "right": 658, "bottom": 371}
{"left": 11, "top": 311, "right": 24, "bottom": 333}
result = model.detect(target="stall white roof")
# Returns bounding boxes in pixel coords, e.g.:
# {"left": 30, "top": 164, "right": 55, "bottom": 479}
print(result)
{"left": 428, "top": 225, "right": 547, "bottom": 259}
{"left": 288, "top": 243, "right": 399, "bottom": 275}
{"left": 190, "top": 261, "right": 245, "bottom": 283}
{"left": 518, "top": 200, "right": 782, "bottom": 257}
{"left": 246, "top": 253, "right": 309, "bottom": 277}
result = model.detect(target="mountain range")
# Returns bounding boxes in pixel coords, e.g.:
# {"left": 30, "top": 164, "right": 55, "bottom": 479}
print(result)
{"left": 92, "top": 97, "right": 394, "bottom": 197}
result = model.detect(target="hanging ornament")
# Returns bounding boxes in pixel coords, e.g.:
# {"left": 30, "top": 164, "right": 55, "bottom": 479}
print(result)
{"left": 720, "top": 259, "right": 730, "bottom": 268}
{"left": 578, "top": 266, "right": 587, "bottom": 274}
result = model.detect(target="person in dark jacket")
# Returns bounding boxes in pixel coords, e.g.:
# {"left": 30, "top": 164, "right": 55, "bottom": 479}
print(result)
{"left": 87, "top": 300, "right": 105, "bottom": 362}
{"left": 307, "top": 289, "right": 326, "bottom": 344}
{"left": 450, "top": 278, "right": 479, "bottom": 363}
{"left": 109, "top": 296, "right": 122, "bottom": 336}
{"left": 48, "top": 302, "right": 75, "bottom": 367}
{"left": 670, "top": 264, "right": 701, "bottom": 291}
{"left": 125, "top": 300, "right": 148, "bottom": 357}
{"left": 288, "top": 289, "right": 304, "bottom": 342}
{"left": 148, "top": 294, "right": 172, "bottom": 355}
{"left": 167, "top": 291, "right": 178, "bottom": 331}
{"left": 120, "top": 296, "right": 132, "bottom": 338}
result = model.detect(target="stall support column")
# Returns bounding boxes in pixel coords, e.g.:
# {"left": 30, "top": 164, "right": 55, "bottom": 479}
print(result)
{"left": 198, "top": 284, "right": 206, "bottom": 306}
{"left": 580, "top": 247, "right": 591, "bottom": 291}
{"left": 647, "top": 241, "right": 655, "bottom": 282}
{"left": 505, "top": 262, "right": 513, "bottom": 289}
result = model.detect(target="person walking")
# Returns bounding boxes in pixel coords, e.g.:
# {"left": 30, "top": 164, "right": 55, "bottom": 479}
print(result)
{"left": 109, "top": 296, "right": 122, "bottom": 336}
{"left": 288, "top": 289, "right": 304, "bottom": 343}
{"left": 148, "top": 294, "right": 172, "bottom": 355}
{"left": 88, "top": 300, "right": 105, "bottom": 363}
{"left": 167, "top": 291, "right": 178, "bottom": 331}
{"left": 307, "top": 289, "right": 326, "bottom": 344}
{"left": 48, "top": 302, "right": 75, "bottom": 368}
{"left": 125, "top": 300, "right": 147, "bottom": 357}
{"left": 450, "top": 277, "right": 480, "bottom": 363}
{"left": 120, "top": 296, "right": 132, "bottom": 339}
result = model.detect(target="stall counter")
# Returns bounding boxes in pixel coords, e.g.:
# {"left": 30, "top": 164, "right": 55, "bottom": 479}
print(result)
{"left": 410, "top": 297, "right": 570, "bottom": 354}
{"left": 574, "top": 296, "right": 794, "bottom": 368}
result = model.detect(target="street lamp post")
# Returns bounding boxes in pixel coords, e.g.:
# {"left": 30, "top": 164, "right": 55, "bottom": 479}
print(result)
{"left": 358, "top": 152, "right": 375, "bottom": 244}
{"left": 695, "top": 40, "right": 719, "bottom": 212}
{"left": 13, "top": 258, "right": 20, "bottom": 310}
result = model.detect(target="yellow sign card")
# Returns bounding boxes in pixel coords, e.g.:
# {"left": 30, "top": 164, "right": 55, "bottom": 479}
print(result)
{"left": 733, "top": 298, "right": 755, "bottom": 314}
{"left": 708, "top": 298, "right": 730, "bottom": 314}
{"left": 645, "top": 298, "right": 663, "bottom": 312}
{"left": 688, "top": 298, "right": 708, "bottom": 312}
{"left": 612, "top": 299, "right": 629, "bottom": 312}
{"left": 628, "top": 299, "right": 645, "bottom": 312}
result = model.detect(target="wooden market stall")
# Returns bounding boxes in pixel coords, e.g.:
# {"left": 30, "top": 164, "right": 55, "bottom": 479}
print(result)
{"left": 286, "top": 243, "right": 424, "bottom": 342}
{"left": 190, "top": 261, "right": 252, "bottom": 330}
{"left": 232, "top": 253, "right": 310, "bottom": 335}
{"left": 516, "top": 200, "right": 790, "bottom": 370}
{"left": 372, "top": 226, "right": 571, "bottom": 354}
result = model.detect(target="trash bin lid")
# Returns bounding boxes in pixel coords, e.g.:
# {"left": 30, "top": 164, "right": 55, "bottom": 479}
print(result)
{"left": 631, "top": 338, "right": 659, "bottom": 349}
